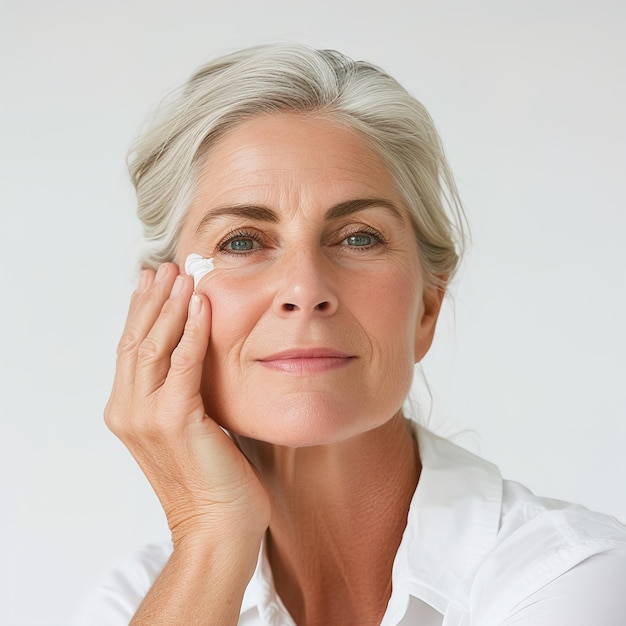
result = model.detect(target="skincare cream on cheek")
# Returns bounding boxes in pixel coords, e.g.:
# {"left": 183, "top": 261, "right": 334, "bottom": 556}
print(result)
{"left": 185, "top": 253, "right": 215, "bottom": 289}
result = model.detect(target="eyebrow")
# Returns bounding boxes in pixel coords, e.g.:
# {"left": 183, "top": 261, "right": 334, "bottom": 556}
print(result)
{"left": 326, "top": 198, "right": 405, "bottom": 225}
{"left": 195, "top": 198, "right": 406, "bottom": 233}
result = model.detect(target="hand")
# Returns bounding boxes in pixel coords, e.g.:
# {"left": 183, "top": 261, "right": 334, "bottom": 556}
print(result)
{"left": 104, "top": 263, "right": 270, "bottom": 548}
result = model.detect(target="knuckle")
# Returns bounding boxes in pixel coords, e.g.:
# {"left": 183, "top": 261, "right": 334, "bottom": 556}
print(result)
{"left": 116, "top": 328, "right": 142, "bottom": 358}
{"left": 104, "top": 399, "right": 158, "bottom": 442}
{"left": 133, "top": 282, "right": 165, "bottom": 306}
{"left": 158, "top": 296, "right": 182, "bottom": 321}
{"left": 137, "top": 336, "right": 165, "bottom": 363}
{"left": 103, "top": 401, "right": 126, "bottom": 435}
{"left": 170, "top": 344, "right": 194, "bottom": 370}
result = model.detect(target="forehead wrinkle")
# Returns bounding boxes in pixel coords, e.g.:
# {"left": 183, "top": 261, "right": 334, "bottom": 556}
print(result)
{"left": 192, "top": 118, "right": 410, "bottom": 231}
{"left": 206, "top": 131, "right": 393, "bottom": 193}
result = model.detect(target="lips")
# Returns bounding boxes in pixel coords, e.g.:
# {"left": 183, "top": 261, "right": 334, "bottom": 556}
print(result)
{"left": 258, "top": 348, "right": 355, "bottom": 374}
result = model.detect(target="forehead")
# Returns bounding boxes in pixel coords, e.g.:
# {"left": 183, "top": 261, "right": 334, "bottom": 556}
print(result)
{"left": 191, "top": 113, "right": 404, "bottom": 212}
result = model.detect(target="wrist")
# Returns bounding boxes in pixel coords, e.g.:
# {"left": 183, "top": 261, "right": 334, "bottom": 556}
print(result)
{"left": 171, "top": 528, "right": 263, "bottom": 583}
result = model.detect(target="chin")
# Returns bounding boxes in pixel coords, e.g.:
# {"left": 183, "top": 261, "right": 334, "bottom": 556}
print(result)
{"left": 217, "top": 396, "right": 393, "bottom": 449}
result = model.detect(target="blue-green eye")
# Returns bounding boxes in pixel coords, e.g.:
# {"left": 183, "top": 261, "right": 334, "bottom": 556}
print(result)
{"left": 345, "top": 234, "right": 373, "bottom": 247}
{"left": 218, "top": 230, "right": 262, "bottom": 255}
{"left": 228, "top": 238, "right": 255, "bottom": 251}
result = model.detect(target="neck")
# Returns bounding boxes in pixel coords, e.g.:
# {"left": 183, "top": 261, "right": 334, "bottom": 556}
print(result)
{"left": 238, "top": 414, "right": 420, "bottom": 626}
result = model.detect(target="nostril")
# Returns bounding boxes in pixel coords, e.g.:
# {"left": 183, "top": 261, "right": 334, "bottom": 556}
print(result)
{"left": 280, "top": 301, "right": 330, "bottom": 313}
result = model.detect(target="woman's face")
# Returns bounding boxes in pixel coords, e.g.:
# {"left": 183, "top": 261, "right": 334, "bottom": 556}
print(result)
{"left": 176, "top": 113, "right": 442, "bottom": 447}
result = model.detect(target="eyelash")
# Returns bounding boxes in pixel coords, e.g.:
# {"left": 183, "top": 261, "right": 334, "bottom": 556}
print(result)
{"left": 215, "top": 225, "right": 387, "bottom": 256}
{"left": 216, "top": 229, "right": 265, "bottom": 256}
{"left": 340, "top": 226, "right": 386, "bottom": 251}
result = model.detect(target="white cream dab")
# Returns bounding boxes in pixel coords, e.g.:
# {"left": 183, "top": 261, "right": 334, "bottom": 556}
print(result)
{"left": 185, "top": 253, "right": 215, "bottom": 289}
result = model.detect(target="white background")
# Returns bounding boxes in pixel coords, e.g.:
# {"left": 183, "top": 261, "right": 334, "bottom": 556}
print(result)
{"left": 1, "top": 1, "right": 625, "bottom": 624}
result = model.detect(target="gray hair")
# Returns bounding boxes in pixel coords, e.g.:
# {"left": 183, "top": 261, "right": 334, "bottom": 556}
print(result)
{"left": 128, "top": 43, "right": 467, "bottom": 286}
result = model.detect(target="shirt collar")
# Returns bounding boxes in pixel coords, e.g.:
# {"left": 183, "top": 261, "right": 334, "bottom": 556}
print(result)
{"left": 394, "top": 422, "right": 503, "bottom": 615}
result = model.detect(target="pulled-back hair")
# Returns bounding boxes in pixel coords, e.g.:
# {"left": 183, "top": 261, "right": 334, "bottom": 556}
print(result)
{"left": 129, "top": 43, "right": 466, "bottom": 286}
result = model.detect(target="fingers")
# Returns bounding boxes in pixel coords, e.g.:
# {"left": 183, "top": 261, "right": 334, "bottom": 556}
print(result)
{"left": 163, "top": 292, "right": 211, "bottom": 421}
{"left": 134, "top": 272, "right": 196, "bottom": 396}
{"left": 114, "top": 264, "right": 178, "bottom": 384}
{"left": 105, "top": 263, "right": 202, "bottom": 435}
{"left": 106, "top": 265, "right": 172, "bottom": 434}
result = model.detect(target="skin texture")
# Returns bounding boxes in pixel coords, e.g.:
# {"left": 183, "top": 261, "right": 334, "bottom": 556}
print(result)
{"left": 176, "top": 113, "right": 441, "bottom": 447}
{"left": 106, "top": 113, "right": 445, "bottom": 625}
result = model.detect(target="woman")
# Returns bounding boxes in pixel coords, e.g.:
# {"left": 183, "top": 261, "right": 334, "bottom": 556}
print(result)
{"left": 77, "top": 44, "right": 626, "bottom": 625}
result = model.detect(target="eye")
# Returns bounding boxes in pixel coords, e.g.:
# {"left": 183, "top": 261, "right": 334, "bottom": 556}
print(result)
{"left": 228, "top": 238, "right": 255, "bottom": 251}
{"left": 345, "top": 234, "right": 373, "bottom": 247}
{"left": 217, "top": 230, "right": 263, "bottom": 256}
{"left": 340, "top": 227, "right": 386, "bottom": 250}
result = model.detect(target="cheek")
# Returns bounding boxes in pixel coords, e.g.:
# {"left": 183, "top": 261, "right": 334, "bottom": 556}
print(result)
{"left": 357, "top": 268, "right": 421, "bottom": 406}
{"left": 202, "top": 271, "right": 270, "bottom": 356}
{"left": 198, "top": 272, "right": 271, "bottom": 426}
{"left": 355, "top": 267, "right": 421, "bottom": 348}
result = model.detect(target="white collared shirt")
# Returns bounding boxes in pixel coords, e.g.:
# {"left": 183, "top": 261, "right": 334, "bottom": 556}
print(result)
{"left": 73, "top": 425, "right": 626, "bottom": 625}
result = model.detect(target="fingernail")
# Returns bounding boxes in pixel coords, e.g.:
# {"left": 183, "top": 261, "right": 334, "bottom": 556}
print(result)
{"left": 170, "top": 276, "right": 184, "bottom": 298}
{"left": 155, "top": 264, "right": 168, "bottom": 282}
{"left": 189, "top": 294, "right": 202, "bottom": 316}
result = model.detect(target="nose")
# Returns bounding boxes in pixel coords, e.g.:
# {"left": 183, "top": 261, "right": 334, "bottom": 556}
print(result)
{"left": 272, "top": 252, "right": 339, "bottom": 318}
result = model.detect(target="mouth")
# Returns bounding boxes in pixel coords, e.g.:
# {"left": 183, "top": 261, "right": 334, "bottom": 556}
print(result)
{"left": 258, "top": 348, "right": 356, "bottom": 374}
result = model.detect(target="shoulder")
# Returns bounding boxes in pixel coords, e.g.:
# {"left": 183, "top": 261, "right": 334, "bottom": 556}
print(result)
{"left": 411, "top": 425, "right": 626, "bottom": 622}
{"left": 470, "top": 480, "right": 626, "bottom": 623}
{"left": 70, "top": 542, "right": 172, "bottom": 626}
{"left": 497, "top": 545, "right": 626, "bottom": 625}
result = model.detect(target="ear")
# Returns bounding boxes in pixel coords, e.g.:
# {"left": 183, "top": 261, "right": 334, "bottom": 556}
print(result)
{"left": 414, "top": 280, "right": 446, "bottom": 363}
